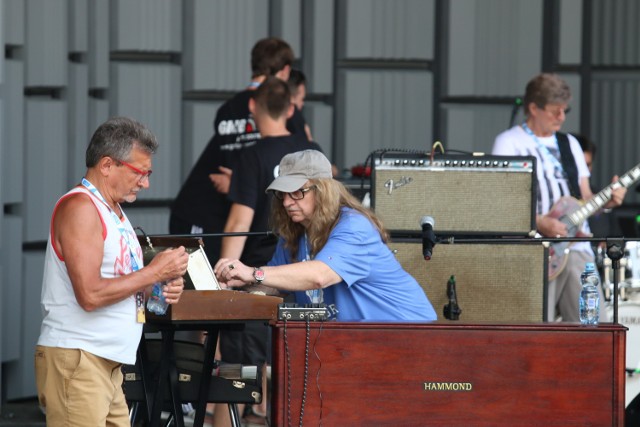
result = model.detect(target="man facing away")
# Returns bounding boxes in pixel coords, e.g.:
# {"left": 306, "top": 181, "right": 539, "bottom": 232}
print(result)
{"left": 213, "top": 76, "right": 323, "bottom": 426}
{"left": 169, "top": 37, "right": 308, "bottom": 265}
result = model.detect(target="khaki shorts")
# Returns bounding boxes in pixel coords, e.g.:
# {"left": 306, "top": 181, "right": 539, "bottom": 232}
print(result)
{"left": 35, "top": 345, "right": 130, "bottom": 426}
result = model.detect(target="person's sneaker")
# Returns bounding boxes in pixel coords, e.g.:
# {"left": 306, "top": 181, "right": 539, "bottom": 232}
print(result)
{"left": 182, "top": 403, "right": 195, "bottom": 415}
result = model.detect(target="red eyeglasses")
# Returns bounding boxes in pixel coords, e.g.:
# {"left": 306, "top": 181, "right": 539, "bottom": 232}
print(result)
{"left": 118, "top": 159, "right": 152, "bottom": 181}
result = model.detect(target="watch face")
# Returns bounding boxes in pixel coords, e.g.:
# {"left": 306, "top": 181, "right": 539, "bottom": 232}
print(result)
{"left": 254, "top": 268, "right": 265, "bottom": 282}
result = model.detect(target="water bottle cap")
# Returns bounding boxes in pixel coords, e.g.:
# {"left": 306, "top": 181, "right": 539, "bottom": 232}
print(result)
{"left": 585, "top": 262, "right": 596, "bottom": 272}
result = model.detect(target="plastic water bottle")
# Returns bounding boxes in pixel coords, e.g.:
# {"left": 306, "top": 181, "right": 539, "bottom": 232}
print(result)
{"left": 579, "top": 262, "right": 600, "bottom": 325}
{"left": 146, "top": 282, "right": 169, "bottom": 315}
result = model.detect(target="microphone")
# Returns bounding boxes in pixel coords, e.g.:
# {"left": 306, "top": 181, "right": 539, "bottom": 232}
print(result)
{"left": 443, "top": 275, "right": 462, "bottom": 320}
{"left": 420, "top": 216, "right": 436, "bottom": 260}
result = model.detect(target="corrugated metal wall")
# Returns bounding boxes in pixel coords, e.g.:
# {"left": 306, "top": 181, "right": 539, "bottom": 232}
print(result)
{"left": 1, "top": 0, "right": 638, "bottom": 400}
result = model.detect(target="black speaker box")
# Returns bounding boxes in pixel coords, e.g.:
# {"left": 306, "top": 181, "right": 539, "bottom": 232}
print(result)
{"left": 388, "top": 239, "right": 548, "bottom": 322}
{"left": 371, "top": 154, "right": 537, "bottom": 236}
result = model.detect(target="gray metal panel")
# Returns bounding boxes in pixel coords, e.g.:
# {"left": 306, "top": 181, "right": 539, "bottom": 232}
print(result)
{"left": 3, "top": 0, "right": 25, "bottom": 45}
{"left": 69, "top": 63, "right": 90, "bottom": 185}
{"left": 592, "top": 0, "right": 640, "bottom": 65}
{"left": 4, "top": 251, "right": 44, "bottom": 400}
{"left": 303, "top": 0, "right": 334, "bottom": 93}
{"left": 1, "top": 216, "right": 22, "bottom": 362}
{"left": 88, "top": 0, "right": 109, "bottom": 88}
{"left": 271, "top": 0, "right": 302, "bottom": 56}
{"left": 182, "top": 101, "right": 222, "bottom": 177}
{"left": 112, "top": 0, "right": 181, "bottom": 52}
{"left": 559, "top": 0, "right": 582, "bottom": 65}
{"left": 444, "top": 105, "right": 516, "bottom": 154}
{"left": 25, "top": 99, "right": 68, "bottom": 242}
{"left": 305, "top": 103, "right": 333, "bottom": 162}
{"left": 69, "top": 0, "right": 88, "bottom": 53}
{"left": 25, "top": 0, "right": 67, "bottom": 86}
{"left": 2, "top": 60, "right": 24, "bottom": 204}
{"left": 590, "top": 72, "right": 640, "bottom": 204}
{"left": 340, "top": 0, "right": 433, "bottom": 60}
{"left": 0, "top": 4, "right": 3, "bottom": 83}
{"left": 89, "top": 98, "right": 110, "bottom": 130}
{"left": 337, "top": 70, "right": 433, "bottom": 171}
{"left": 111, "top": 62, "right": 182, "bottom": 198}
{"left": 448, "top": 0, "right": 542, "bottom": 96}
{"left": 125, "top": 207, "right": 171, "bottom": 235}
{"left": 183, "top": 0, "right": 269, "bottom": 91}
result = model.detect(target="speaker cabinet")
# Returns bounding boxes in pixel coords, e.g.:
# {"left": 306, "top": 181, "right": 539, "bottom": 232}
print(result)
{"left": 372, "top": 154, "right": 537, "bottom": 236}
{"left": 389, "top": 240, "right": 548, "bottom": 322}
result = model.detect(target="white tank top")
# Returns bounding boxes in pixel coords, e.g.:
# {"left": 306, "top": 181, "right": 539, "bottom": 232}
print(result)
{"left": 37, "top": 186, "right": 144, "bottom": 364}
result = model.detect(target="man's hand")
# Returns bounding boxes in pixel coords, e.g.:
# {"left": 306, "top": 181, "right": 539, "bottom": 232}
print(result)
{"left": 604, "top": 175, "right": 627, "bottom": 209}
{"left": 209, "top": 166, "right": 233, "bottom": 194}
{"left": 162, "top": 277, "right": 185, "bottom": 304}
{"left": 536, "top": 215, "right": 568, "bottom": 238}
{"left": 149, "top": 246, "right": 189, "bottom": 283}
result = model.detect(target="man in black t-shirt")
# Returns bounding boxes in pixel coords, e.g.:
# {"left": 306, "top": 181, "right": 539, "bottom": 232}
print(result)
{"left": 222, "top": 77, "right": 322, "bottom": 267}
{"left": 214, "top": 77, "right": 322, "bottom": 427}
{"left": 169, "top": 37, "right": 308, "bottom": 265}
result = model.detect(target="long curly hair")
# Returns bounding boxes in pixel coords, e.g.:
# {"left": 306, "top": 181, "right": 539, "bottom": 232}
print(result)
{"left": 269, "top": 178, "right": 389, "bottom": 260}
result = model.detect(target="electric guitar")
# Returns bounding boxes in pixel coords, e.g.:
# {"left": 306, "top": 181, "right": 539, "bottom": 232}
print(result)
{"left": 547, "top": 161, "right": 640, "bottom": 280}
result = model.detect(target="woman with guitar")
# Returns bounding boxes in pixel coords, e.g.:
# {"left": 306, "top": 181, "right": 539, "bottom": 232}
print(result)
{"left": 492, "top": 73, "right": 628, "bottom": 322}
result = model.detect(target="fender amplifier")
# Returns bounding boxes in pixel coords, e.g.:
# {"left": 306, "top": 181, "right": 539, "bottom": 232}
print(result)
{"left": 371, "top": 153, "right": 537, "bottom": 236}
{"left": 388, "top": 239, "right": 548, "bottom": 322}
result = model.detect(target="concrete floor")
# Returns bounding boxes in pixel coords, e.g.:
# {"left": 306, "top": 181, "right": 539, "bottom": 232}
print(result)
{"left": 0, "top": 398, "right": 45, "bottom": 427}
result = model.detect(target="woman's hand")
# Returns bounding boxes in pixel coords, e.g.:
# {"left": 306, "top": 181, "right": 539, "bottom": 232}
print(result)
{"left": 214, "top": 258, "right": 252, "bottom": 289}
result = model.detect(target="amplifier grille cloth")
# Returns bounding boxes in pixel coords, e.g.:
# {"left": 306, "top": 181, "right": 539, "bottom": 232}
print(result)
{"left": 389, "top": 241, "right": 547, "bottom": 322}
{"left": 374, "top": 169, "right": 533, "bottom": 234}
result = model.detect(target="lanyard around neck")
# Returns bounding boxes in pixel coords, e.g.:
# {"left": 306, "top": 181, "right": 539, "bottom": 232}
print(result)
{"left": 521, "top": 122, "right": 565, "bottom": 176}
{"left": 81, "top": 178, "right": 141, "bottom": 272}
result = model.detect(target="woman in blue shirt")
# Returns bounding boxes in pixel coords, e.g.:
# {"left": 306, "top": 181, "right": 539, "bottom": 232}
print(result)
{"left": 214, "top": 150, "right": 436, "bottom": 321}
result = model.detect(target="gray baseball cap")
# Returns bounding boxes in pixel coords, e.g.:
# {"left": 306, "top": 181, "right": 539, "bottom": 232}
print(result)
{"left": 266, "top": 149, "right": 332, "bottom": 193}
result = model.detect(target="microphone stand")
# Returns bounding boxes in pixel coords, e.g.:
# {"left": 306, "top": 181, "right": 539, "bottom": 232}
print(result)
{"left": 606, "top": 238, "right": 625, "bottom": 324}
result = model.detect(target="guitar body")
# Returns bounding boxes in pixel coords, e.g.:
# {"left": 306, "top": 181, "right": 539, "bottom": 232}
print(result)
{"left": 547, "top": 196, "right": 590, "bottom": 281}
{"left": 543, "top": 161, "right": 640, "bottom": 281}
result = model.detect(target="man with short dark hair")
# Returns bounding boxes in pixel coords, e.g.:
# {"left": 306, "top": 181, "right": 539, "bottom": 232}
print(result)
{"left": 170, "top": 37, "right": 308, "bottom": 265}
{"left": 214, "top": 76, "right": 323, "bottom": 427}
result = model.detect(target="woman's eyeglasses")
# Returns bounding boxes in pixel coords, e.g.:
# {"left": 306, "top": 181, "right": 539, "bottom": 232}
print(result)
{"left": 273, "top": 185, "right": 317, "bottom": 200}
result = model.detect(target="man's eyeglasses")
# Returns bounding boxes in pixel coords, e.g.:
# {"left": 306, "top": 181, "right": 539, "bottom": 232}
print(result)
{"left": 117, "top": 159, "right": 152, "bottom": 181}
{"left": 543, "top": 105, "right": 571, "bottom": 118}
{"left": 273, "top": 185, "right": 317, "bottom": 200}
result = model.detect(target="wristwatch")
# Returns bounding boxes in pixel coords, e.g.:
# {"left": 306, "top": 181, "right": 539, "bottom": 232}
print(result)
{"left": 253, "top": 267, "right": 265, "bottom": 283}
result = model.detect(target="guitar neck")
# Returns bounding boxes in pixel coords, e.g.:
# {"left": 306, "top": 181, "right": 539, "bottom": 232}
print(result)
{"left": 567, "top": 162, "right": 640, "bottom": 226}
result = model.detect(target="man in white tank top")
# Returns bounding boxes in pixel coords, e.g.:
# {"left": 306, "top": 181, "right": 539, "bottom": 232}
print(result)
{"left": 35, "top": 117, "right": 189, "bottom": 426}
